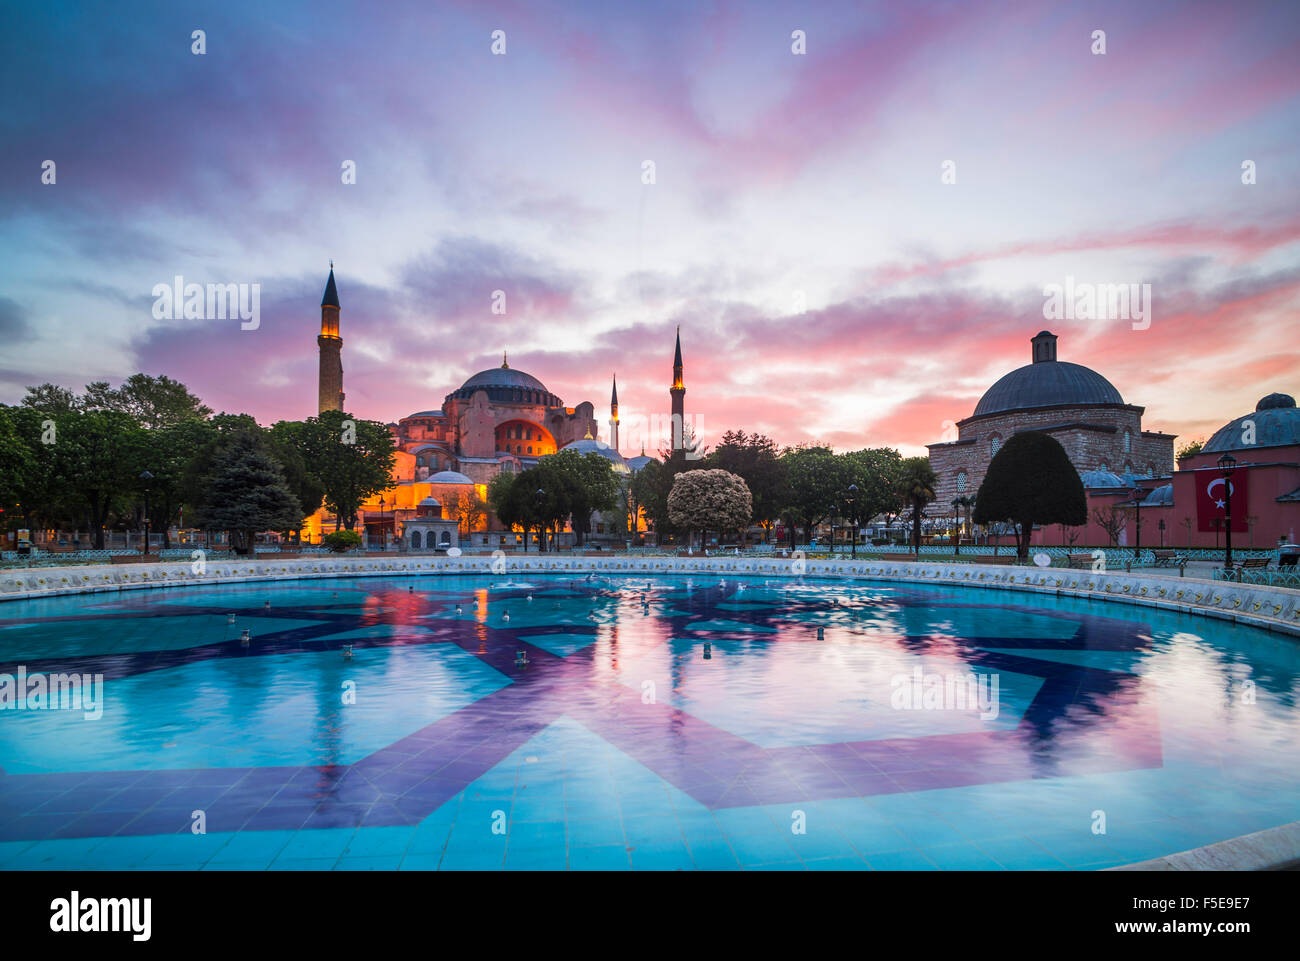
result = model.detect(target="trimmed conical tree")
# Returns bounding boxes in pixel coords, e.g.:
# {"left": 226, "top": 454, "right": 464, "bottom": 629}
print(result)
{"left": 973, "top": 431, "right": 1087, "bottom": 560}
{"left": 192, "top": 432, "right": 306, "bottom": 554}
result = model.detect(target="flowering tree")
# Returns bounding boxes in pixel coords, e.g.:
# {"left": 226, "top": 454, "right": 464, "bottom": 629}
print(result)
{"left": 667, "top": 469, "right": 752, "bottom": 549}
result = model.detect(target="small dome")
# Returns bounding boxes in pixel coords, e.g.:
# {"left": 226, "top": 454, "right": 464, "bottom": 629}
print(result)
{"left": 1079, "top": 469, "right": 1131, "bottom": 489}
{"left": 418, "top": 496, "right": 441, "bottom": 507}
{"left": 1256, "top": 392, "right": 1296, "bottom": 411}
{"left": 1204, "top": 391, "right": 1300, "bottom": 453}
{"left": 626, "top": 453, "right": 658, "bottom": 473}
{"left": 559, "top": 436, "right": 630, "bottom": 475}
{"left": 1140, "top": 484, "right": 1174, "bottom": 506}
{"left": 428, "top": 470, "right": 475, "bottom": 485}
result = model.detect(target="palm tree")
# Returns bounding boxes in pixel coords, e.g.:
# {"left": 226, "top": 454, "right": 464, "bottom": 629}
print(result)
{"left": 899, "top": 457, "right": 937, "bottom": 556}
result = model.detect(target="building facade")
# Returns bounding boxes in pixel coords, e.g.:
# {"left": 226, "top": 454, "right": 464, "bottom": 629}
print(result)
{"left": 928, "top": 331, "right": 1176, "bottom": 506}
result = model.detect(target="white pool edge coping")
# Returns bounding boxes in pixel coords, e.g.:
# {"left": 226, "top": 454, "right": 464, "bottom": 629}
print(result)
{"left": 1107, "top": 820, "right": 1300, "bottom": 871}
{"left": 3, "top": 555, "right": 1298, "bottom": 638}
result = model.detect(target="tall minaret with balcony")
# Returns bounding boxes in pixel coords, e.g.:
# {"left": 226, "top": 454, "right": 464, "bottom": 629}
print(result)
{"left": 318, "top": 264, "right": 344, "bottom": 414}
{"left": 610, "top": 374, "right": 620, "bottom": 451}
{"left": 670, "top": 326, "right": 686, "bottom": 459}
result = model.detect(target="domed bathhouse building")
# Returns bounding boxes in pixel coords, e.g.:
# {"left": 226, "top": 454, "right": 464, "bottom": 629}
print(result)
{"left": 928, "top": 331, "right": 1176, "bottom": 508}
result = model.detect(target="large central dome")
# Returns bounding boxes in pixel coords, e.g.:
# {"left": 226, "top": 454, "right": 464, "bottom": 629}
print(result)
{"left": 972, "top": 331, "right": 1124, "bottom": 417}
{"left": 447, "top": 354, "right": 560, "bottom": 405}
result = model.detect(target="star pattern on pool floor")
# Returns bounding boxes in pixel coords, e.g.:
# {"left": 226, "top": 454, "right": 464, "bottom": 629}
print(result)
{"left": 0, "top": 577, "right": 1162, "bottom": 841}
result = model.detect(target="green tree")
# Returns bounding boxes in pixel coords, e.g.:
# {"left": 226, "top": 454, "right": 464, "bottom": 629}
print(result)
{"left": 631, "top": 459, "right": 672, "bottom": 538}
{"left": 545, "top": 449, "right": 620, "bottom": 546}
{"left": 295, "top": 410, "right": 396, "bottom": 531}
{"left": 897, "top": 456, "right": 938, "bottom": 556}
{"left": 839, "top": 448, "right": 904, "bottom": 546}
{"left": 46, "top": 410, "right": 148, "bottom": 549}
{"left": 780, "top": 445, "right": 847, "bottom": 548}
{"left": 706, "top": 430, "right": 789, "bottom": 542}
{"left": 973, "top": 432, "right": 1087, "bottom": 560}
{"left": 83, "top": 374, "right": 212, "bottom": 428}
{"left": 0, "top": 407, "right": 37, "bottom": 521}
{"left": 190, "top": 432, "right": 305, "bottom": 554}
{"left": 667, "top": 469, "right": 753, "bottom": 549}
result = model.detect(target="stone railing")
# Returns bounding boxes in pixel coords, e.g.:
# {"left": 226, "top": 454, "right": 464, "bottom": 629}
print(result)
{"left": 1, "top": 554, "right": 1297, "bottom": 637}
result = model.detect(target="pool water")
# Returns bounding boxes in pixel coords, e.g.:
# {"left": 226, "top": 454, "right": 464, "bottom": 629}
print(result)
{"left": 1, "top": 574, "right": 1297, "bottom": 870}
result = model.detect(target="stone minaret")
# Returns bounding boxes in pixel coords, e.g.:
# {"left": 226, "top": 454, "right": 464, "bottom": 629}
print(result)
{"left": 670, "top": 326, "right": 686, "bottom": 458}
{"left": 610, "top": 374, "right": 620, "bottom": 452}
{"left": 318, "top": 264, "right": 344, "bottom": 414}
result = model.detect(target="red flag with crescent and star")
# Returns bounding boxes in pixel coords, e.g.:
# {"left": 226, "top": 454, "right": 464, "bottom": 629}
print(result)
{"left": 1196, "top": 467, "right": 1249, "bottom": 533}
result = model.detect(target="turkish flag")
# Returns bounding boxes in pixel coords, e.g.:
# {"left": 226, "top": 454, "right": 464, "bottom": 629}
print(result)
{"left": 1196, "top": 467, "right": 1249, "bottom": 533}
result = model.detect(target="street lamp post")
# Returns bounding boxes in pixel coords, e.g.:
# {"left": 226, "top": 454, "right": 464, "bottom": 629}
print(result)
{"left": 845, "top": 484, "right": 858, "bottom": 559}
{"left": 1130, "top": 486, "right": 1151, "bottom": 566}
{"left": 534, "top": 488, "right": 546, "bottom": 553}
{"left": 138, "top": 471, "right": 154, "bottom": 556}
{"left": 1217, "top": 453, "right": 1237, "bottom": 573}
{"left": 379, "top": 496, "right": 387, "bottom": 552}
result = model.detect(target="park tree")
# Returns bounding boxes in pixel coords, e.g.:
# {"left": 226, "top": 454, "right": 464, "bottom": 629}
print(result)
{"left": 295, "top": 410, "right": 396, "bottom": 531}
{"left": 82, "top": 374, "right": 212, "bottom": 428}
{"left": 706, "top": 430, "right": 789, "bottom": 542}
{"left": 488, "top": 471, "right": 540, "bottom": 549}
{"left": 840, "top": 448, "right": 904, "bottom": 543}
{"left": 190, "top": 431, "right": 306, "bottom": 554}
{"left": 973, "top": 431, "right": 1087, "bottom": 560}
{"left": 44, "top": 410, "right": 149, "bottom": 549}
{"left": 779, "top": 445, "right": 847, "bottom": 548}
{"left": 897, "top": 456, "right": 938, "bottom": 555}
{"left": 0, "top": 407, "right": 37, "bottom": 523}
{"left": 545, "top": 448, "right": 620, "bottom": 546}
{"left": 667, "top": 469, "right": 752, "bottom": 549}
{"left": 631, "top": 458, "right": 672, "bottom": 537}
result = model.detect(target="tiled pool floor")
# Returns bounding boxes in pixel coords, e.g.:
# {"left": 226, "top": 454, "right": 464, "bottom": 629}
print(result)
{"left": 1, "top": 574, "right": 1297, "bottom": 870}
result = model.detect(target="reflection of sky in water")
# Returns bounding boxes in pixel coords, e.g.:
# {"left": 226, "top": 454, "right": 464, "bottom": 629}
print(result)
{"left": 1, "top": 572, "right": 1298, "bottom": 870}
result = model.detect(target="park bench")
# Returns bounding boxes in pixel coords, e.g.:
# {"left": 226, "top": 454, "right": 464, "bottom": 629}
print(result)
{"left": 972, "top": 554, "right": 1011, "bottom": 565}
{"left": 1066, "top": 553, "right": 1094, "bottom": 569}
{"left": 1237, "top": 558, "right": 1270, "bottom": 570}
{"left": 109, "top": 554, "right": 161, "bottom": 564}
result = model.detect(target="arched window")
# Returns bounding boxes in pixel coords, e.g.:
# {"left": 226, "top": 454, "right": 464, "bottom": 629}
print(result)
{"left": 1123, "top": 461, "right": 1133, "bottom": 475}
{"left": 1123, "top": 430, "right": 1132, "bottom": 453}
{"left": 410, "top": 530, "right": 422, "bottom": 549}
{"left": 956, "top": 471, "right": 967, "bottom": 493}
{"left": 1147, "top": 462, "right": 1156, "bottom": 477}
{"left": 1100, "top": 461, "right": 1109, "bottom": 472}
{"left": 439, "top": 530, "right": 451, "bottom": 546}
{"left": 416, "top": 455, "right": 425, "bottom": 467}
{"left": 516, "top": 444, "right": 522, "bottom": 453}
{"left": 527, "top": 446, "right": 533, "bottom": 454}
{"left": 990, "top": 435, "right": 1001, "bottom": 456}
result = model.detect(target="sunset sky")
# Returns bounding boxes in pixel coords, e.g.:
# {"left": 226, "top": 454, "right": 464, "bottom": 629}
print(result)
{"left": 2, "top": 0, "right": 1298, "bottom": 455}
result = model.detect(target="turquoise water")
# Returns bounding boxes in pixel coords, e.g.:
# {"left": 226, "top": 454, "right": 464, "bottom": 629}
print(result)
{"left": 1, "top": 573, "right": 1297, "bottom": 870}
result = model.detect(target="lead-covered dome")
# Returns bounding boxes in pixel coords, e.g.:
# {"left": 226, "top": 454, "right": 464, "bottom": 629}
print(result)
{"left": 1204, "top": 392, "right": 1299, "bottom": 453}
{"left": 972, "top": 331, "right": 1124, "bottom": 417}
{"left": 558, "top": 434, "right": 630, "bottom": 475}
{"left": 447, "top": 354, "right": 561, "bottom": 405}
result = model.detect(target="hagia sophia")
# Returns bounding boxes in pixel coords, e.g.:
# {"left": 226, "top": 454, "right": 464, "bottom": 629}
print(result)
{"left": 301, "top": 267, "right": 668, "bottom": 549}
{"left": 302, "top": 268, "right": 1298, "bottom": 552}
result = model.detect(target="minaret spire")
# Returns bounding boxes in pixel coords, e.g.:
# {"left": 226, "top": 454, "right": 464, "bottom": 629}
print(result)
{"left": 670, "top": 326, "right": 686, "bottom": 459}
{"left": 317, "top": 264, "right": 344, "bottom": 413}
{"left": 610, "top": 373, "right": 620, "bottom": 452}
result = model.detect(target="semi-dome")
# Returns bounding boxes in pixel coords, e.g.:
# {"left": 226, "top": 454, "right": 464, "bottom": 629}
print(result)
{"left": 558, "top": 434, "right": 630, "bottom": 475}
{"left": 427, "top": 470, "right": 475, "bottom": 485}
{"left": 1204, "top": 392, "right": 1300, "bottom": 453}
{"left": 972, "top": 331, "right": 1124, "bottom": 418}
